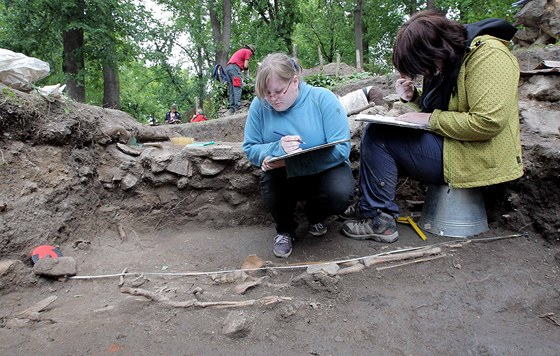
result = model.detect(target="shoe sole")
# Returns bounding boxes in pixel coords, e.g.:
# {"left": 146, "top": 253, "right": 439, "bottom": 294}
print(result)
{"left": 273, "top": 249, "right": 292, "bottom": 258}
{"left": 337, "top": 214, "right": 357, "bottom": 220}
{"left": 308, "top": 229, "right": 327, "bottom": 237}
{"left": 342, "top": 229, "right": 399, "bottom": 243}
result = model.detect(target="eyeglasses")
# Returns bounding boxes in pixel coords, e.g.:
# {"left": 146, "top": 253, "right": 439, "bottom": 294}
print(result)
{"left": 266, "top": 76, "right": 295, "bottom": 99}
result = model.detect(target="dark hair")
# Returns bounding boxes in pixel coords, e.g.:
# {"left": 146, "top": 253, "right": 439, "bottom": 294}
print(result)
{"left": 392, "top": 10, "right": 466, "bottom": 79}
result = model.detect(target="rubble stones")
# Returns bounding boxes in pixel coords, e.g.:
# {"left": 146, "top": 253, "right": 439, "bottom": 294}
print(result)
{"left": 223, "top": 191, "right": 248, "bottom": 206}
{"left": 520, "top": 104, "right": 560, "bottom": 136}
{"left": 0, "top": 259, "right": 17, "bottom": 275}
{"left": 306, "top": 263, "right": 340, "bottom": 276}
{"left": 140, "top": 149, "right": 173, "bottom": 173}
{"left": 198, "top": 160, "right": 226, "bottom": 176}
{"left": 514, "top": 0, "right": 560, "bottom": 47}
{"left": 519, "top": 75, "right": 560, "bottom": 102}
{"left": 33, "top": 256, "right": 77, "bottom": 277}
{"left": 116, "top": 142, "right": 141, "bottom": 156}
{"left": 165, "top": 156, "right": 192, "bottom": 177}
{"left": 121, "top": 174, "right": 139, "bottom": 190}
{"left": 222, "top": 311, "right": 251, "bottom": 338}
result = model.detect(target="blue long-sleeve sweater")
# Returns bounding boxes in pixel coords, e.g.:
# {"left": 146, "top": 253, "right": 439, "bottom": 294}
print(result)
{"left": 243, "top": 82, "right": 351, "bottom": 177}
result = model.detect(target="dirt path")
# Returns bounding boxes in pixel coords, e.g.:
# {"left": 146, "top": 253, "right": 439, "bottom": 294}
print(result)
{"left": 1, "top": 220, "right": 559, "bottom": 355}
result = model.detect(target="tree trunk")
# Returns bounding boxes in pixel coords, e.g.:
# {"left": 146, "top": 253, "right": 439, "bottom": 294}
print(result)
{"left": 62, "top": 0, "right": 85, "bottom": 102}
{"left": 101, "top": 2, "right": 120, "bottom": 109}
{"left": 354, "top": 0, "right": 363, "bottom": 69}
{"left": 63, "top": 28, "right": 85, "bottom": 102}
{"left": 103, "top": 61, "right": 120, "bottom": 110}
{"left": 426, "top": 0, "right": 436, "bottom": 10}
{"left": 209, "top": 0, "right": 232, "bottom": 64}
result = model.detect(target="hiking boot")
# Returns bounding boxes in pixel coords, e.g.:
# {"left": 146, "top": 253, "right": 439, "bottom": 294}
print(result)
{"left": 341, "top": 212, "right": 399, "bottom": 243}
{"left": 338, "top": 201, "right": 359, "bottom": 220}
{"left": 308, "top": 222, "right": 327, "bottom": 237}
{"left": 273, "top": 233, "right": 293, "bottom": 258}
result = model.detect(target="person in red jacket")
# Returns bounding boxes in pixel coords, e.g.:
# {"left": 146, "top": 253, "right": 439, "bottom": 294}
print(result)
{"left": 190, "top": 111, "right": 207, "bottom": 123}
{"left": 225, "top": 44, "right": 255, "bottom": 114}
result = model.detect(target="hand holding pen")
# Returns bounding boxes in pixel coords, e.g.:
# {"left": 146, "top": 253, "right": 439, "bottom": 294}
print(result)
{"left": 274, "top": 131, "right": 305, "bottom": 154}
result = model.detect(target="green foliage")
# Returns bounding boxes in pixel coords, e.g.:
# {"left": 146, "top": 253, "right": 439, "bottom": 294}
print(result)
{"left": 436, "top": 0, "right": 517, "bottom": 23}
{"left": 2, "top": 87, "right": 16, "bottom": 98}
{"left": 362, "top": 0, "right": 407, "bottom": 74}
{"left": 204, "top": 82, "right": 229, "bottom": 119}
{"left": 304, "top": 74, "right": 339, "bottom": 89}
{"left": 293, "top": 0, "right": 355, "bottom": 67}
{"left": 0, "top": 0, "right": 522, "bottom": 122}
{"left": 115, "top": 60, "right": 200, "bottom": 123}
{"left": 0, "top": 0, "right": 64, "bottom": 80}
{"left": 305, "top": 71, "right": 372, "bottom": 90}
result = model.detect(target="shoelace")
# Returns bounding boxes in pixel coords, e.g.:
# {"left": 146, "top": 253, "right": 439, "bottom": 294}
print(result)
{"left": 342, "top": 203, "right": 359, "bottom": 218}
{"left": 274, "top": 234, "right": 290, "bottom": 244}
{"left": 354, "top": 217, "right": 380, "bottom": 228}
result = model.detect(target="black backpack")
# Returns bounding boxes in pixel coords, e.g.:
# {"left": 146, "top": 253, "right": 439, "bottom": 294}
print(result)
{"left": 212, "top": 64, "right": 229, "bottom": 83}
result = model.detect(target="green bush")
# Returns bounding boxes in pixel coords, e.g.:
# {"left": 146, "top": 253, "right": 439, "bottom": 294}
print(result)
{"left": 305, "top": 72, "right": 372, "bottom": 89}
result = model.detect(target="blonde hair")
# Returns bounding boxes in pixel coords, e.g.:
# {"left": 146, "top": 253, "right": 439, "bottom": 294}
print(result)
{"left": 255, "top": 53, "right": 300, "bottom": 100}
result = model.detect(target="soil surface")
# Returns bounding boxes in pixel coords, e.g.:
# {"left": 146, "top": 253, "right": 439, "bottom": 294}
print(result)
{"left": 1, "top": 223, "right": 559, "bottom": 355}
{"left": 1, "top": 50, "right": 560, "bottom": 354}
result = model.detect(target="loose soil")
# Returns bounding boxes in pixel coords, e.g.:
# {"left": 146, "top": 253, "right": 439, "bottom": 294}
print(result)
{"left": 1, "top": 223, "right": 559, "bottom": 355}
{"left": 1, "top": 53, "right": 560, "bottom": 354}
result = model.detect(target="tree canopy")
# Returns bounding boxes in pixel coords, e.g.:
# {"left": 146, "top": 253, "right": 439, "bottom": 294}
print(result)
{"left": 0, "top": 0, "right": 518, "bottom": 122}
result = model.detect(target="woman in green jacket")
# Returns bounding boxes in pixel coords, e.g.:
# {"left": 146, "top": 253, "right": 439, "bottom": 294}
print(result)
{"left": 341, "top": 10, "right": 523, "bottom": 242}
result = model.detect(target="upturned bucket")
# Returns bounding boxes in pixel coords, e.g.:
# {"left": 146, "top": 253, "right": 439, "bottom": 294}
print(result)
{"left": 419, "top": 184, "right": 489, "bottom": 238}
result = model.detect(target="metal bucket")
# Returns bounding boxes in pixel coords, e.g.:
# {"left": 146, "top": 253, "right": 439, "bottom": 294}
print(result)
{"left": 419, "top": 184, "right": 489, "bottom": 238}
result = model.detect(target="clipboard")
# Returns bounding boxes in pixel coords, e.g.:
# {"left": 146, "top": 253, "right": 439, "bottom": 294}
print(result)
{"left": 268, "top": 138, "right": 350, "bottom": 162}
{"left": 355, "top": 114, "right": 430, "bottom": 130}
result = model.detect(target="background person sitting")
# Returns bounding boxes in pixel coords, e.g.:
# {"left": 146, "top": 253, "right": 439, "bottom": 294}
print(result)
{"left": 191, "top": 111, "right": 208, "bottom": 123}
{"left": 338, "top": 86, "right": 384, "bottom": 115}
{"left": 165, "top": 104, "right": 182, "bottom": 124}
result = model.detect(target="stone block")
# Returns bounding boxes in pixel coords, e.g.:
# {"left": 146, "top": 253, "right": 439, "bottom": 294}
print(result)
{"left": 33, "top": 256, "right": 77, "bottom": 277}
{"left": 166, "top": 155, "right": 192, "bottom": 177}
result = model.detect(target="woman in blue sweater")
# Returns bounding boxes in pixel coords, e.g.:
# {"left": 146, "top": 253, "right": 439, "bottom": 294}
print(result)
{"left": 243, "top": 53, "right": 354, "bottom": 258}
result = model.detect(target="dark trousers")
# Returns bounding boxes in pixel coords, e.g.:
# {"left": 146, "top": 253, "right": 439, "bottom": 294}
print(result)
{"left": 359, "top": 124, "right": 445, "bottom": 217}
{"left": 260, "top": 163, "right": 355, "bottom": 236}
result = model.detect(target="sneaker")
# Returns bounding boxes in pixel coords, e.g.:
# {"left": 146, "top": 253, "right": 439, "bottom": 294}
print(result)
{"left": 341, "top": 212, "right": 399, "bottom": 243}
{"left": 308, "top": 222, "right": 327, "bottom": 237}
{"left": 338, "top": 201, "right": 359, "bottom": 220}
{"left": 273, "top": 233, "right": 293, "bottom": 258}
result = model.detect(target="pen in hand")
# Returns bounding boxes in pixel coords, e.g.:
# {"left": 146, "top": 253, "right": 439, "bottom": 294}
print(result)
{"left": 273, "top": 131, "right": 306, "bottom": 145}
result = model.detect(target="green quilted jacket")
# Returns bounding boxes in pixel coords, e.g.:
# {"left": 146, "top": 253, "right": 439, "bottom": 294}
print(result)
{"left": 414, "top": 35, "right": 524, "bottom": 188}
